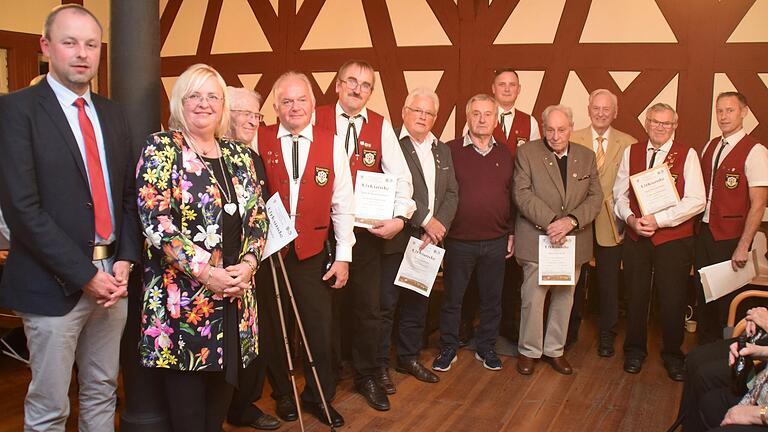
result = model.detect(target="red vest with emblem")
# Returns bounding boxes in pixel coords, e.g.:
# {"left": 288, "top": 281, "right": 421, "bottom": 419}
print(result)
{"left": 314, "top": 104, "right": 383, "bottom": 185}
{"left": 493, "top": 109, "right": 532, "bottom": 154}
{"left": 257, "top": 124, "right": 335, "bottom": 260}
{"left": 701, "top": 134, "right": 761, "bottom": 241}
{"left": 627, "top": 140, "right": 695, "bottom": 246}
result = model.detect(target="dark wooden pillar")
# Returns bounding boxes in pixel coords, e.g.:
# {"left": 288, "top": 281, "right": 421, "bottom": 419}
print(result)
{"left": 110, "top": 1, "right": 168, "bottom": 431}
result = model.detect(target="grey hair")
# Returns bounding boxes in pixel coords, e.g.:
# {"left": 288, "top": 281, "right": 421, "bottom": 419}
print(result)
{"left": 227, "top": 86, "right": 263, "bottom": 107}
{"left": 588, "top": 88, "right": 618, "bottom": 108}
{"left": 403, "top": 87, "right": 440, "bottom": 113}
{"left": 645, "top": 102, "right": 678, "bottom": 123}
{"left": 271, "top": 71, "right": 316, "bottom": 107}
{"left": 465, "top": 93, "right": 498, "bottom": 118}
{"left": 542, "top": 104, "right": 574, "bottom": 127}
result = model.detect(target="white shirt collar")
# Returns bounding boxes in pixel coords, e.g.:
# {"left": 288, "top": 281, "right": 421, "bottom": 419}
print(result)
{"left": 497, "top": 105, "right": 515, "bottom": 116}
{"left": 646, "top": 137, "right": 674, "bottom": 153}
{"left": 278, "top": 122, "right": 314, "bottom": 142}
{"left": 47, "top": 73, "right": 94, "bottom": 108}
{"left": 335, "top": 102, "right": 368, "bottom": 123}
{"left": 399, "top": 128, "right": 436, "bottom": 147}
{"left": 721, "top": 129, "right": 746, "bottom": 146}
{"left": 591, "top": 126, "right": 612, "bottom": 142}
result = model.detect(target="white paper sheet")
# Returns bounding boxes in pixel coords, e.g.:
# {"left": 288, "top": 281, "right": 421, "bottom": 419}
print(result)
{"left": 699, "top": 249, "right": 759, "bottom": 303}
{"left": 538, "top": 235, "right": 576, "bottom": 285}
{"left": 353, "top": 171, "right": 396, "bottom": 228}
{"left": 394, "top": 236, "right": 445, "bottom": 297}
{"left": 261, "top": 192, "right": 298, "bottom": 261}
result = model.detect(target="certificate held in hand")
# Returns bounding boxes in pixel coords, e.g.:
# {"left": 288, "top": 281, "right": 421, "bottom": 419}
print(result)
{"left": 629, "top": 163, "right": 681, "bottom": 216}
{"left": 354, "top": 171, "right": 396, "bottom": 228}
{"left": 538, "top": 235, "right": 576, "bottom": 285}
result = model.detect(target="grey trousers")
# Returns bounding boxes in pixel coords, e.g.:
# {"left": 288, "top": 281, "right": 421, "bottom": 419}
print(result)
{"left": 16, "top": 259, "right": 127, "bottom": 432}
{"left": 517, "top": 259, "right": 581, "bottom": 358}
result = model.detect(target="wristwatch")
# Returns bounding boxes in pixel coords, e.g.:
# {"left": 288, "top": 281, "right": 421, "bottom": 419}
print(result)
{"left": 396, "top": 215, "right": 409, "bottom": 224}
{"left": 567, "top": 216, "right": 578, "bottom": 228}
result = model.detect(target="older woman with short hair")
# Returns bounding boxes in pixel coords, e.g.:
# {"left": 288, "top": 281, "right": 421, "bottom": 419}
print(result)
{"left": 136, "top": 63, "right": 268, "bottom": 432}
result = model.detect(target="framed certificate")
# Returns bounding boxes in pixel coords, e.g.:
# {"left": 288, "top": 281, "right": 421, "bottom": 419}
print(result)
{"left": 354, "top": 171, "right": 396, "bottom": 228}
{"left": 629, "top": 164, "right": 680, "bottom": 216}
{"left": 538, "top": 235, "right": 576, "bottom": 285}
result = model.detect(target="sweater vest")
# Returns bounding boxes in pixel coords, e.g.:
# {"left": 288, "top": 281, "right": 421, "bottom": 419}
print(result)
{"left": 258, "top": 124, "right": 335, "bottom": 260}
{"left": 701, "top": 134, "right": 761, "bottom": 241}
{"left": 627, "top": 140, "right": 695, "bottom": 246}
{"left": 493, "top": 108, "right": 532, "bottom": 153}
{"left": 314, "top": 104, "right": 383, "bottom": 185}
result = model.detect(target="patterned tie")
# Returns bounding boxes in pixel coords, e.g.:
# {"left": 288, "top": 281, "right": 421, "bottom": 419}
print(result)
{"left": 341, "top": 113, "right": 360, "bottom": 154}
{"left": 291, "top": 135, "right": 300, "bottom": 180}
{"left": 500, "top": 111, "right": 513, "bottom": 138}
{"left": 74, "top": 98, "right": 112, "bottom": 240}
{"left": 595, "top": 136, "right": 606, "bottom": 171}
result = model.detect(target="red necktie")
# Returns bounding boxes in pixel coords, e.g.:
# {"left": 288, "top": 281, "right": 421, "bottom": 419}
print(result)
{"left": 74, "top": 97, "right": 112, "bottom": 239}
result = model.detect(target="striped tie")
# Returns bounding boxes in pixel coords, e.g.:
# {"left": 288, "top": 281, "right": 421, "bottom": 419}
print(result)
{"left": 595, "top": 136, "right": 606, "bottom": 171}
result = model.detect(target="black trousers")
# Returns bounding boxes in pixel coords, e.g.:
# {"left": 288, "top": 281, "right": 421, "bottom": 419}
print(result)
{"left": 160, "top": 369, "right": 234, "bottom": 432}
{"left": 284, "top": 247, "right": 336, "bottom": 404}
{"left": 678, "top": 339, "right": 736, "bottom": 432}
{"left": 378, "top": 251, "right": 430, "bottom": 366}
{"left": 228, "top": 263, "right": 293, "bottom": 423}
{"left": 461, "top": 258, "right": 522, "bottom": 341}
{"left": 623, "top": 236, "right": 693, "bottom": 363}
{"left": 339, "top": 230, "right": 382, "bottom": 381}
{"left": 695, "top": 224, "right": 742, "bottom": 345}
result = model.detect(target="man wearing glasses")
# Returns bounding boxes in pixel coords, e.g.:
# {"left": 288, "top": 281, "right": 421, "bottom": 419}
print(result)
{"left": 314, "top": 60, "right": 414, "bottom": 412}
{"left": 613, "top": 103, "right": 705, "bottom": 381}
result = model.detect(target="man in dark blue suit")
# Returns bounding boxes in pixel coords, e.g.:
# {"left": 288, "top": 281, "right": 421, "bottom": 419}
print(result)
{"left": 0, "top": 5, "right": 139, "bottom": 431}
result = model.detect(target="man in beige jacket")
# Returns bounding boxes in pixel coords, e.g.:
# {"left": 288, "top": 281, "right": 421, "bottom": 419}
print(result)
{"left": 568, "top": 89, "right": 637, "bottom": 357}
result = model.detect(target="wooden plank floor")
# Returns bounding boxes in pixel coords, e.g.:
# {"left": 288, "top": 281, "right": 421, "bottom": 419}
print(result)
{"left": 0, "top": 315, "right": 691, "bottom": 431}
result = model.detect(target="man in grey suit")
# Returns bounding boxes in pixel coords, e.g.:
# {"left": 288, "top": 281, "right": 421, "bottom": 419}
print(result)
{"left": 376, "top": 87, "right": 458, "bottom": 393}
{"left": 514, "top": 105, "right": 602, "bottom": 375}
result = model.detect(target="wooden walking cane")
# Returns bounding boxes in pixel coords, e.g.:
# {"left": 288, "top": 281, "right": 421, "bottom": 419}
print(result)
{"left": 270, "top": 253, "right": 337, "bottom": 431}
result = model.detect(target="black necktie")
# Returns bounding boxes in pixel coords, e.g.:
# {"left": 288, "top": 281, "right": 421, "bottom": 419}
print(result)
{"left": 341, "top": 113, "right": 360, "bottom": 155}
{"left": 291, "top": 135, "right": 299, "bottom": 180}
{"left": 648, "top": 148, "right": 661, "bottom": 169}
{"left": 713, "top": 139, "right": 728, "bottom": 173}
{"left": 500, "top": 112, "right": 513, "bottom": 138}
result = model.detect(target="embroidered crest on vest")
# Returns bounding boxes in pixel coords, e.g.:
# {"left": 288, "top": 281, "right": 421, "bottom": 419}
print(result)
{"left": 315, "top": 166, "right": 330, "bottom": 186}
{"left": 362, "top": 149, "right": 377, "bottom": 167}
{"left": 725, "top": 173, "right": 740, "bottom": 189}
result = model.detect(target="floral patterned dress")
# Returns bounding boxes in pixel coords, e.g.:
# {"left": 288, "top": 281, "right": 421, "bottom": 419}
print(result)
{"left": 136, "top": 130, "right": 268, "bottom": 371}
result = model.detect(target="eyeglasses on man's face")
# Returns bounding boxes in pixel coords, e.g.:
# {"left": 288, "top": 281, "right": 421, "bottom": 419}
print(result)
{"left": 405, "top": 106, "right": 437, "bottom": 119}
{"left": 647, "top": 118, "right": 676, "bottom": 129}
{"left": 231, "top": 109, "right": 263, "bottom": 122}
{"left": 339, "top": 77, "right": 373, "bottom": 93}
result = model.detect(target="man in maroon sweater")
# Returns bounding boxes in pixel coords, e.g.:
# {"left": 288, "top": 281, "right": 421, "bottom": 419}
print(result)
{"left": 432, "top": 94, "right": 516, "bottom": 372}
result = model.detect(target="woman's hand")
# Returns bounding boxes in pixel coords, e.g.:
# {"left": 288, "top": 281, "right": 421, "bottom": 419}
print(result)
{"left": 745, "top": 307, "right": 768, "bottom": 337}
{"left": 720, "top": 404, "right": 762, "bottom": 426}
{"left": 202, "top": 266, "right": 238, "bottom": 296}
{"left": 225, "top": 262, "right": 254, "bottom": 297}
{"left": 729, "top": 342, "right": 768, "bottom": 366}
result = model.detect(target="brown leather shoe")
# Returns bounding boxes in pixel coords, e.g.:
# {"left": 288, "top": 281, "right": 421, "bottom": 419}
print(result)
{"left": 545, "top": 355, "right": 573, "bottom": 375}
{"left": 516, "top": 354, "right": 535, "bottom": 375}
{"left": 375, "top": 367, "right": 396, "bottom": 395}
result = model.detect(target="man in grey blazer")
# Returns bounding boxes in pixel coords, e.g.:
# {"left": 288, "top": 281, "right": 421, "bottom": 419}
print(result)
{"left": 514, "top": 105, "right": 602, "bottom": 375}
{"left": 376, "top": 87, "right": 458, "bottom": 393}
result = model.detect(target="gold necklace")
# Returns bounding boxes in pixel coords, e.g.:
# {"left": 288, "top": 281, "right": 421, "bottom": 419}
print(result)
{"left": 185, "top": 134, "right": 238, "bottom": 216}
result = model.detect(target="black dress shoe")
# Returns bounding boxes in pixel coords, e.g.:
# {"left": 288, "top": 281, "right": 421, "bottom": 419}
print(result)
{"left": 665, "top": 362, "right": 686, "bottom": 382}
{"left": 623, "top": 358, "right": 642, "bottom": 374}
{"left": 375, "top": 367, "right": 396, "bottom": 395}
{"left": 356, "top": 377, "right": 390, "bottom": 411}
{"left": 597, "top": 332, "right": 615, "bottom": 357}
{"left": 395, "top": 359, "right": 439, "bottom": 383}
{"left": 249, "top": 413, "right": 281, "bottom": 431}
{"left": 301, "top": 401, "right": 345, "bottom": 428}
{"left": 275, "top": 395, "right": 298, "bottom": 422}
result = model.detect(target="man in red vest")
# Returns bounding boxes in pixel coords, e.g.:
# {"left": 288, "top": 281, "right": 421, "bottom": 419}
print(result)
{"left": 491, "top": 68, "right": 541, "bottom": 149}
{"left": 613, "top": 103, "right": 706, "bottom": 381}
{"left": 695, "top": 92, "right": 768, "bottom": 344}
{"left": 257, "top": 71, "right": 354, "bottom": 428}
{"left": 314, "top": 60, "right": 414, "bottom": 412}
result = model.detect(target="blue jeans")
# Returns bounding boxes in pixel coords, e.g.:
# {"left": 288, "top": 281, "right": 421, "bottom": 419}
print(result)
{"left": 439, "top": 236, "right": 507, "bottom": 353}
